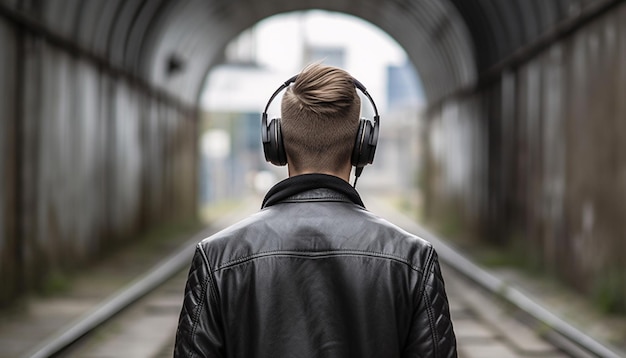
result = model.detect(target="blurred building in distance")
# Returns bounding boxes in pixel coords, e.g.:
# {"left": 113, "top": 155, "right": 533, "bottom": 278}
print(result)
{"left": 198, "top": 10, "right": 425, "bottom": 209}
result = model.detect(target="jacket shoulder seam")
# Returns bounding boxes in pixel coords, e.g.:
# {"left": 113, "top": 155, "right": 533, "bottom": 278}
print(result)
{"left": 198, "top": 244, "right": 220, "bottom": 304}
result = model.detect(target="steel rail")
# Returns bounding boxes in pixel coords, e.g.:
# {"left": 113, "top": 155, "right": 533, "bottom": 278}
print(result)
{"left": 22, "top": 201, "right": 255, "bottom": 358}
{"left": 24, "top": 226, "right": 223, "bottom": 358}
{"left": 23, "top": 231, "right": 203, "bottom": 358}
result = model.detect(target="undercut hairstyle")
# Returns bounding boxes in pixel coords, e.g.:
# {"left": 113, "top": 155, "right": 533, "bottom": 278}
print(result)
{"left": 281, "top": 63, "right": 361, "bottom": 172}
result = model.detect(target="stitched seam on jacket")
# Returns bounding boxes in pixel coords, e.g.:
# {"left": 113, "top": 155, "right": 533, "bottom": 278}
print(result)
{"left": 421, "top": 247, "right": 438, "bottom": 357}
{"left": 199, "top": 245, "right": 219, "bottom": 304}
{"left": 415, "top": 247, "right": 434, "bottom": 307}
{"left": 215, "top": 249, "right": 424, "bottom": 272}
{"left": 423, "top": 290, "right": 439, "bottom": 357}
{"left": 188, "top": 245, "right": 213, "bottom": 358}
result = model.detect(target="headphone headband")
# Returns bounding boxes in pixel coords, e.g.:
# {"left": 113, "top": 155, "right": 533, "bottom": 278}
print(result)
{"left": 262, "top": 75, "right": 380, "bottom": 122}
{"left": 262, "top": 75, "right": 298, "bottom": 114}
{"left": 261, "top": 73, "right": 381, "bottom": 187}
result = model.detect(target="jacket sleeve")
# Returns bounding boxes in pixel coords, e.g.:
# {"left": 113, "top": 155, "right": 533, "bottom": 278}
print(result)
{"left": 174, "top": 245, "right": 225, "bottom": 358}
{"left": 403, "top": 248, "right": 457, "bottom": 358}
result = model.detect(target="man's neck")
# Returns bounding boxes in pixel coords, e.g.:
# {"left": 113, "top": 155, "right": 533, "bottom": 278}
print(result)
{"left": 287, "top": 167, "right": 351, "bottom": 183}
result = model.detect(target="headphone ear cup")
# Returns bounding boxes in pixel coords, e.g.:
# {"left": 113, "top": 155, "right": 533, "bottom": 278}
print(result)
{"left": 364, "top": 119, "right": 378, "bottom": 165}
{"left": 274, "top": 119, "right": 287, "bottom": 166}
{"left": 351, "top": 118, "right": 378, "bottom": 168}
{"left": 263, "top": 118, "right": 288, "bottom": 166}
{"left": 351, "top": 119, "right": 368, "bottom": 167}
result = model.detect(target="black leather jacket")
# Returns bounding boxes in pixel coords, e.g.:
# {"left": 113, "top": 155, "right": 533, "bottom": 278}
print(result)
{"left": 174, "top": 174, "right": 457, "bottom": 357}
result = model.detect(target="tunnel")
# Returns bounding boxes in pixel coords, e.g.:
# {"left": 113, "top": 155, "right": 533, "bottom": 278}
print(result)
{"left": 1, "top": 0, "right": 625, "bottom": 313}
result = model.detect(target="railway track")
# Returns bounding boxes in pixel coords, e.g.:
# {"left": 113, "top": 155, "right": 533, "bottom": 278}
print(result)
{"left": 19, "top": 196, "right": 625, "bottom": 358}
{"left": 21, "top": 200, "right": 260, "bottom": 358}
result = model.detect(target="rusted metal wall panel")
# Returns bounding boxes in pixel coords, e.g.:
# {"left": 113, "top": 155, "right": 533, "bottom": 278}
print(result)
{"left": 0, "top": 30, "right": 197, "bottom": 305}
{"left": 23, "top": 45, "right": 110, "bottom": 276}
{"left": 20, "top": 43, "right": 196, "bottom": 277}
{"left": 140, "top": 97, "right": 167, "bottom": 224}
{"left": 424, "top": 95, "right": 489, "bottom": 229}
{"left": 110, "top": 80, "right": 143, "bottom": 238}
{"left": 0, "top": 17, "right": 17, "bottom": 305}
{"left": 424, "top": 3, "right": 626, "bottom": 307}
{"left": 555, "top": 6, "right": 626, "bottom": 301}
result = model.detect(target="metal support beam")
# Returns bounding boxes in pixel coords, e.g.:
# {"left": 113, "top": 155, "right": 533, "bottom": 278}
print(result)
{"left": 479, "top": 0, "right": 626, "bottom": 87}
{"left": 427, "top": 0, "right": 626, "bottom": 111}
{"left": 0, "top": 2, "right": 196, "bottom": 117}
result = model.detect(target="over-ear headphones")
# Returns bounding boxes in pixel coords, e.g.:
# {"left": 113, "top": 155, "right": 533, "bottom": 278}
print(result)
{"left": 261, "top": 75, "right": 380, "bottom": 182}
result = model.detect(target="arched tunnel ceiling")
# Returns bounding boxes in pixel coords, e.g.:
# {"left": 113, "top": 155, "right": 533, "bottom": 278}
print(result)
{"left": 4, "top": 0, "right": 598, "bottom": 106}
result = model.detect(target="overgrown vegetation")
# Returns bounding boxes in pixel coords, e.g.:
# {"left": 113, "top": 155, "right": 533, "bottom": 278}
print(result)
{"left": 37, "top": 216, "right": 202, "bottom": 300}
{"left": 593, "top": 269, "right": 626, "bottom": 314}
{"left": 39, "top": 270, "right": 72, "bottom": 296}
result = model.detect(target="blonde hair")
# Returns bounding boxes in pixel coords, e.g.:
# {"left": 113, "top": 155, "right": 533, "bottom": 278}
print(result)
{"left": 281, "top": 63, "right": 361, "bottom": 172}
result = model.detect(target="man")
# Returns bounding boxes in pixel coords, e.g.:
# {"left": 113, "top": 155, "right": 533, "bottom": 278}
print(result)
{"left": 174, "top": 63, "right": 457, "bottom": 357}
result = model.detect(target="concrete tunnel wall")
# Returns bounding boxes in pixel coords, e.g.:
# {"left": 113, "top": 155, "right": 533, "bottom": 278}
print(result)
{"left": 0, "top": 16, "right": 197, "bottom": 305}
{"left": 0, "top": 17, "right": 14, "bottom": 305}
{"left": 423, "top": 3, "right": 626, "bottom": 309}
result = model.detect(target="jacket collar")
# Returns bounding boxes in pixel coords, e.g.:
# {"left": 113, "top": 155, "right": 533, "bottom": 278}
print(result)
{"left": 261, "top": 173, "right": 365, "bottom": 209}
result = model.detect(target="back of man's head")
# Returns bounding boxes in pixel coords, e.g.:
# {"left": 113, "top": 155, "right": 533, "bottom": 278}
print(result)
{"left": 281, "top": 63, "right": 361, "bottom": 174}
